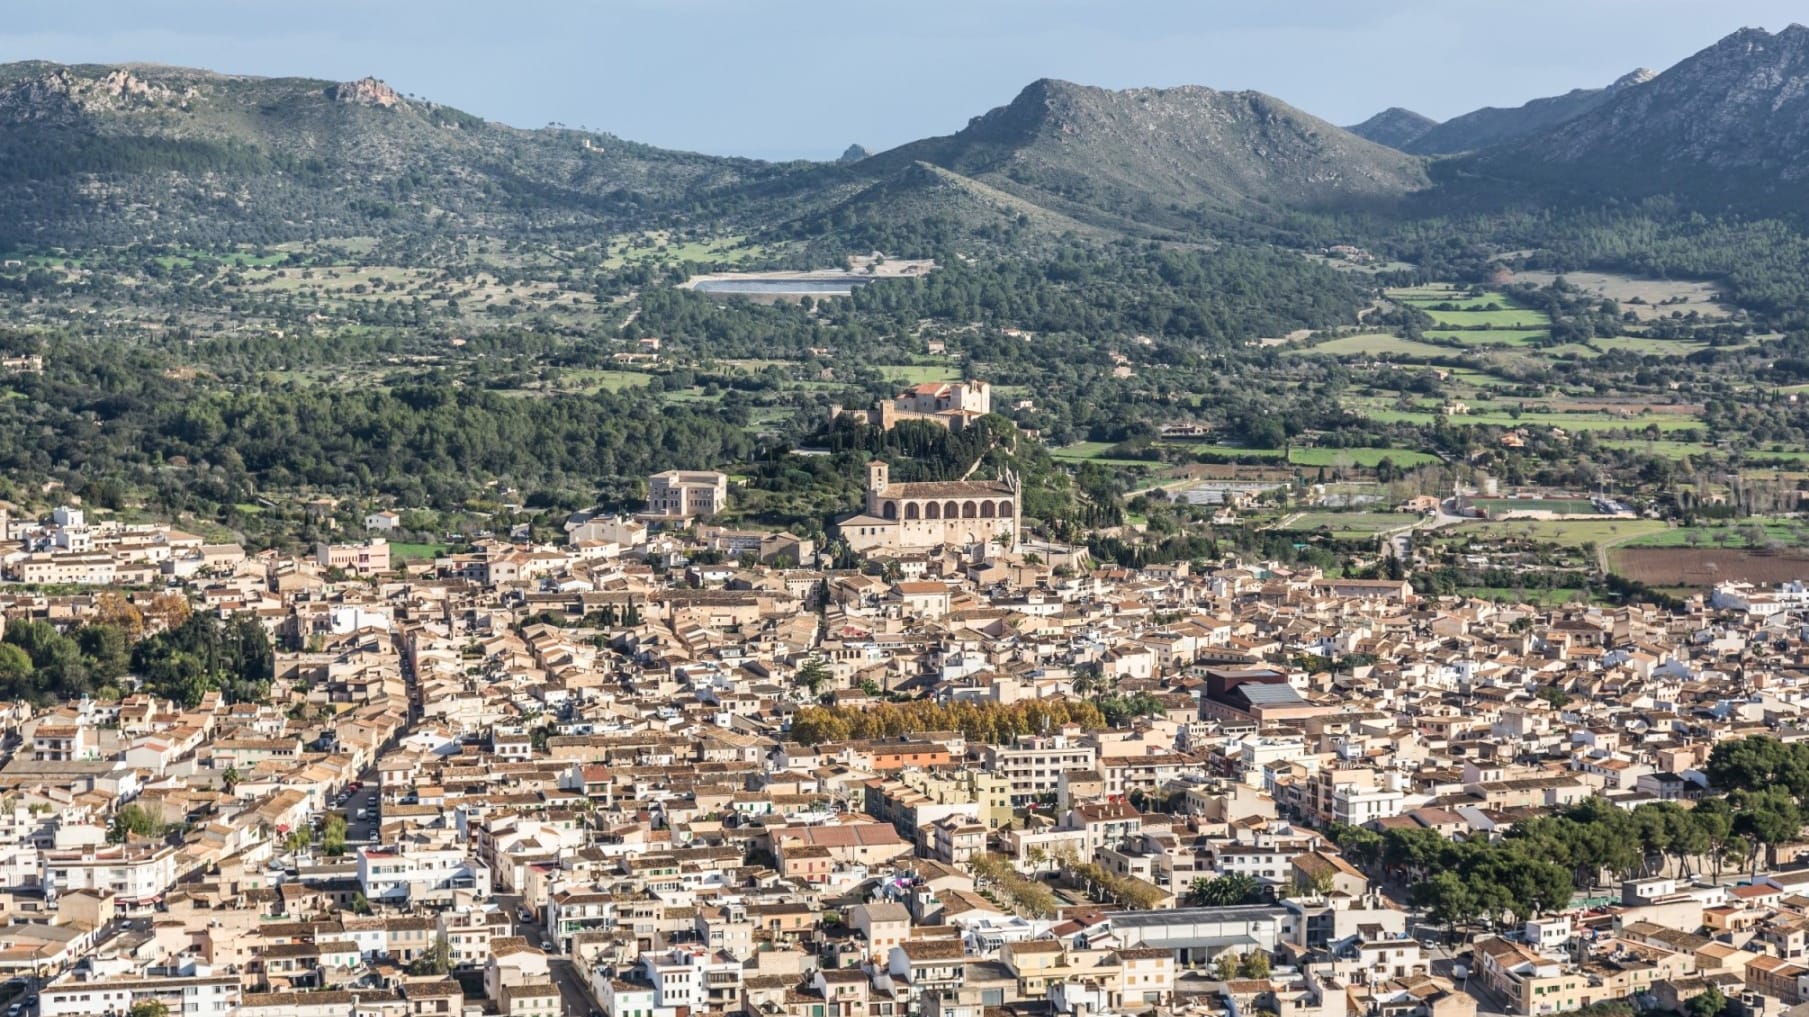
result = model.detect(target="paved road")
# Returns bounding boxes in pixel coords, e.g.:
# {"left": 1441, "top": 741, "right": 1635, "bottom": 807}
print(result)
{"left": 344, "top": 782, "right": 380, "bottom": 842}
{"left": 549, "top": 956, "right": 599, "bottom": 1017}
{"left": 1408, "top": 923, "right": 1506, "bottom": 1017}
{"left": 494, "top": 892, "right": 536, "bottom": 939}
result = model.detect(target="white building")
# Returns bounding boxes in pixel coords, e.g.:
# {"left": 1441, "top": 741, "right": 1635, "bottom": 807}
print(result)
{"left": 41, "top": 843, "right": 177, "bottom": 905}
{"left": 567, "top": 513, "right": 648, "bottom": 548}
{"left": 357, "top": 844, "right": 491, "bottom": 904}
{"left": 637, "top": 945, "right": 743, "bottom": 1011}
{"left": 51, "top": 506, "right": 91, "bottom": 552}
{"left": 593, "top": 974, "right": 663, "bottom": 1017}
{"left": 1331, "top": 784, "right": 1406, "bottom": 827}
{"left": 364, "top": 511, "right": 402, "bottom": 531}
{"left": 40, "top": 972, "right": 239, "bottom": 1017}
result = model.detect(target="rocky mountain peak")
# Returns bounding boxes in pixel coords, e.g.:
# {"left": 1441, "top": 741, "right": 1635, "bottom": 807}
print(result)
{"left": 1345, "top": 106, "right": 1440, "bottom": 149}
{"left": 838, "top": 143, "right": 870, "bottom": 164}
{"left": 1611, "top": 68, "right": 1657, "bottom": 90}
{"left": 873, "top": 76, "right": 1426, "bottom": 234}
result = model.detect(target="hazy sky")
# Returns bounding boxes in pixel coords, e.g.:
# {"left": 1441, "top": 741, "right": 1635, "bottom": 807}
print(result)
{"left": 4, "top": 1, "right": 1804, "bottom": 161}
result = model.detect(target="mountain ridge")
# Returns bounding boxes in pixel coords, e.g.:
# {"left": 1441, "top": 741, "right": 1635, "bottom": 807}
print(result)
{"left": 9, "top": 27, "right": 1809, "bottom": 254}
{"left": 853, "top": 77, "right": 1429, "bottom": 236}
{"left": 1391, "top": 66, "right": 1655, "bottom": 155}
{"left": 1457, "top": 24, "right": 1809, "bottom": 205}
{"left": 0, "top": 60, "right": 785, "bottom": 246}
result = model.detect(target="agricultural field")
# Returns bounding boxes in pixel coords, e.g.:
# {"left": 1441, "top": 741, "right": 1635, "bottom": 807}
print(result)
{"left": 1382, "top": 286, "right": 1559, "bottom": 363}
{"left": 1174, "top": 443, "right": 1287, "bottom": 460}
{"left": 658, "top": 389, "right": 722, "bottom": 406}
{"left": 1420, "top": 329, "right": 1549, "bottom": 347}
{"left": 1609, "top": 547, "right": 1809, "bottom": 587}
{"left": 1284, "top": 333, "right": 1456, "bottom": 358}
{"left": 1739, "top": 448, "right": 1809, "bottom": 464}
{"left": 555, "top": 369, "right": 656, "bottom": 393}
{"left": 1389, "top": 286, "right": 1548, "bottom": 325}
{"left": 1447, "top": 518, "right": 1670, "bottom": 549}
{"left": 1386, "top": 285, "right": 1474, "bottom": 302}
{"left": 1595, "top": 438, "right": 1721, "bottom": 459}
{"left": 1289, "top": 447, "right": 1440, "bottom": 468}
{"left": 1279, "top": 511, "right": 1412, "bottom": 537}
{"left": 1443, "top": 367, "right": 1517, "bottom": 386}
{"left": 1585, "top": 336, "right": 1713, "bottom": 356}
{"left": 1363, "top": 406, "right": 1704, "bottom": 432}
{"left": 1512, "top": 270, "right": 1737, "bottom": 322}
{"left": 1050, "top": 441, "right": 1113, "bottom": 460}
{"left": 1417, "top": 308, "right": 1550, "bottom": 329}
{"left": 1049, "top": 442, "right": 1160, "bottom": 467}
{"left": 1623, "top": 519, "right": 1809, "bottom": 548}
{"left": 876, "top": 363, "right": 965, "bottom": 386}
{"left": 387, "top": 542, "right": 449, "bottom": 563}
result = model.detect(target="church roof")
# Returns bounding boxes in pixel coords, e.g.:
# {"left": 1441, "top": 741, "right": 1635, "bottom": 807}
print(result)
{"left": 881, "top": 480, "right": 1013, "bottom": 499}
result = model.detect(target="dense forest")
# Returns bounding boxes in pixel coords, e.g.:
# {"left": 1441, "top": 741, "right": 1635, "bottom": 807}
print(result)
{"left": 0, "top": 339, "right": 757, "bottom": 515}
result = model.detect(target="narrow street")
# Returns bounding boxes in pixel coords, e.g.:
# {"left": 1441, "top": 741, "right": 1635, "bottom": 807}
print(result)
{"left": 549, "top": 956, "right": 599, "bottom": 1017}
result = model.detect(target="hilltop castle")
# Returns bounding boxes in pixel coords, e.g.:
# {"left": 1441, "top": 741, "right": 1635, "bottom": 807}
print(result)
{"left": 833, "top": 380, "right": 993, "bottom": 432}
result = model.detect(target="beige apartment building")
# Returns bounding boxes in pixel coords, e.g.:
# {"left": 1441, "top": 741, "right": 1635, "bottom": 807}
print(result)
{"left": 315, "top": 538, "right": 391, "bottom": 575}
{"left": 645, "top": 470, "right": 730, "bottom": 518}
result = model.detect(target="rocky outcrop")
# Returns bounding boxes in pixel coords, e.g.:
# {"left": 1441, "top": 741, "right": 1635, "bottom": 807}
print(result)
{"left": 330, "top": 76, "right": 402, "bottom": 108}
{"left": 0, "top": 66, "right": 184, "bottom": 124}
{"left": 838, "top": 144, "right": 870, "bottom": 164}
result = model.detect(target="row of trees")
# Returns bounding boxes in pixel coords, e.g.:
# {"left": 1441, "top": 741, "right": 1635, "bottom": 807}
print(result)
{"left": 1325, "top": 738, "right": 1809, "bottom": 937}
{"left": 1335, "top": 821, "right": 1572, "bottom": 931}
{"left": 787, "top": 699, "right": 1107, "bottom": 746}
{"left": 1065, "top": 856, "right": 1166, "bottom": 910}
{"left": 972, "top": 852, "right": 1058, "bottom": 917}
{"left": 1184, "top": 872, "right": 1270, "bottom": 907}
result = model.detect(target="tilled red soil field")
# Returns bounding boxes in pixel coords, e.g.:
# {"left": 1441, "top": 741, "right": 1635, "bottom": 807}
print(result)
{"left": 1610, "top": 548, "right": 1809, "bottom": 586}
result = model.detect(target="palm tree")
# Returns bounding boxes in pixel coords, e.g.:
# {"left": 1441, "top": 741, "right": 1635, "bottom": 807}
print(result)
{"left": 1070, "top": 673, "right": 1096, "bottom": 700}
